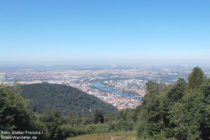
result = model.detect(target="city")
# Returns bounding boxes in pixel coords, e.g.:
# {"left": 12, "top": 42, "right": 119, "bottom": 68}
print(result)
{"left": 1, "top": 65, "right": 209, "bottom": 110}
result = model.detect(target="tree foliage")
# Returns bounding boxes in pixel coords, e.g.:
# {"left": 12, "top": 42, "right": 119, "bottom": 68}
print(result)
{"left": 0, "top": 85, "right": 32, "bottom": 131}
{"left": 93, "top": 110, "right": 104, "bottom": 124}
{"left": 188, "top": 66, "right": 205, "bottom": 89}
{"left": 137, "top": 67, "right": 210, "bottom": 140}
{"left": 0, "top": 84, "right": 49, "bottom": 139}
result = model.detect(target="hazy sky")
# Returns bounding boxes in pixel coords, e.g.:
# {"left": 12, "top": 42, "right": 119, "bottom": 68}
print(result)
{"left": 0, "top": 0, "right": 210, "bottom": 65}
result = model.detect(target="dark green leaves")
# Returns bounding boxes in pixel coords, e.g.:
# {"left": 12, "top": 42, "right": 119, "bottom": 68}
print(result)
{"left": 137, "top": 67, "right": 210, "bottom": 140}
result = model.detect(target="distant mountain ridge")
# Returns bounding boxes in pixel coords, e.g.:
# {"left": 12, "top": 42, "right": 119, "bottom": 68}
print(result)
{"left": 20, "top": 83, "right": 117, "bottom": 116}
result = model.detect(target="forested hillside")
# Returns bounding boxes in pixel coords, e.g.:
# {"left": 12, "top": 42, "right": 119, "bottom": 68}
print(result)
{"left": 20, "top": 83, "right": 117, "bottom": 116}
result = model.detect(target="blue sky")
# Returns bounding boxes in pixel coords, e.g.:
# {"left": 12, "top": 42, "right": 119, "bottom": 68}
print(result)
{"left": 0, "top": 0, "right": 209, "bottom": 65}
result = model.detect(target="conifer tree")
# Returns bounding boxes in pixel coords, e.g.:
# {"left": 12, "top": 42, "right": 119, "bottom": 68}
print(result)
{"left": 188, "top": 67, "right": 205, "bottom": 89}
{"left": 93, "top": 110, "right": 104, "bottom": 124}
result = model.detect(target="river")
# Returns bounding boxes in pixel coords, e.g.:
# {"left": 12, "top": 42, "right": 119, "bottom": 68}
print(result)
{"left": 91, "top": 81, "right": 142, "bottom": 100}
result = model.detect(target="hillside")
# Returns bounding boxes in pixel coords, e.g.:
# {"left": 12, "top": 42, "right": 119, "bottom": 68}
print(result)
{"left": 20, "top": 83, "right": 117, "bottom": 116}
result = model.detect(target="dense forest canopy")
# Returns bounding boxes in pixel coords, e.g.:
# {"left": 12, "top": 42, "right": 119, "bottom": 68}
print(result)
{"left": 20, "top": 83, "right": 117, "bottom": 116}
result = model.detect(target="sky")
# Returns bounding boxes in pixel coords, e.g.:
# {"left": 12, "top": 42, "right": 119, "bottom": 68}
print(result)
{"left": 0, "top": 0, "right": 210, "bottom": 66}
